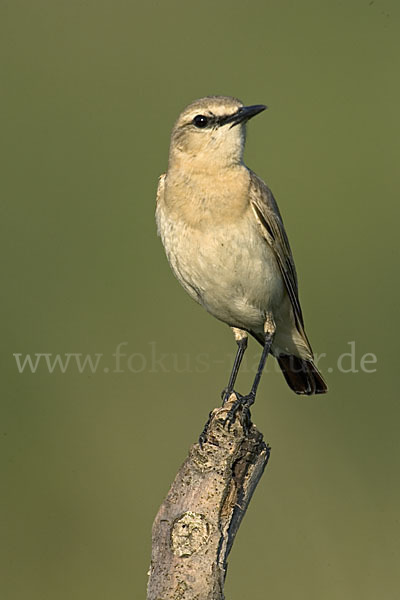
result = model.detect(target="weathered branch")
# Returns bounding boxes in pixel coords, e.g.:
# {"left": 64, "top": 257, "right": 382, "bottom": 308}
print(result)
{"left": 147, "top": 393, "right": 270, "bottom": 600}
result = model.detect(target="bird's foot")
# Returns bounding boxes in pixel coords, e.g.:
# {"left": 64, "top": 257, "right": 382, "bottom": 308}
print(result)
{"left": 221, "top": 386, "right": 233, "bottom": 405}
{"left": 198, "top": 410, "right": 214, "bottom": 448}
{"left": 223, "top": 391, "right": 255, "bottom": 432}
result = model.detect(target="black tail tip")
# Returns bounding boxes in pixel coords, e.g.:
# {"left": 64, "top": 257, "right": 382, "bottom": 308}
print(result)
{"left": 278, "top": 355, "right": 328, "bottom": 395}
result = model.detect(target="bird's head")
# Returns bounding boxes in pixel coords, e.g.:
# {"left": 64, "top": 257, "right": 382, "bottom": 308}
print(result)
{"left": 168, "top": 96, "right": 266, "bottom": 170}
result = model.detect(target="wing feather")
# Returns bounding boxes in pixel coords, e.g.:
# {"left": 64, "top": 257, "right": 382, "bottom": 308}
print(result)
{"left": 249, "top": 170, "right": 309, "bottom": 343}
{"left": 155, "top": 173, "right": 166, "bottom": 235}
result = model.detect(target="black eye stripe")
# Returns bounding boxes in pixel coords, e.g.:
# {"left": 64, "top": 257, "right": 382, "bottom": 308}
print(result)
{"left": 189, "top": 111, "right": 241, "bottom": 129}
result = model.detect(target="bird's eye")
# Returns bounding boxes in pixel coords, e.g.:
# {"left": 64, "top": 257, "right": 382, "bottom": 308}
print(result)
{"left": 193, "top": 115, "right": 209, "bottom": 128}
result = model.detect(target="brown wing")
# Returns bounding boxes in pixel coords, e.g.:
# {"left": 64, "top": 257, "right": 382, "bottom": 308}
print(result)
{"left": 249, "top": 171, "right": 328, "bottom": 393}
{"left": 155, "top": 173, "right": 166, "bottom": 235}
{"left": 249, "top": 170, "right": 309, "bottom": 344}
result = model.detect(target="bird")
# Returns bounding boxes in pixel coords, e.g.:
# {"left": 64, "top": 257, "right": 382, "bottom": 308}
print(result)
{"left": 156, "top": 95, "right": 327, "bottom": 417}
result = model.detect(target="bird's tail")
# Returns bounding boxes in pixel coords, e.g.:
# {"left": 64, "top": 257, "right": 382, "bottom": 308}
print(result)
{"left": 277, "top": 354, "right": 327, "bottom": 395}
{"left": 251, "top": 330, "right": 327, "bottom": 395}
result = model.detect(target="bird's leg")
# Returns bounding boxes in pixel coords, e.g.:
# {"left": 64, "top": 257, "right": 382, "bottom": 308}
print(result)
{"left": 200, "top": 328, "right": 248, "bottom": 447}
{"left": 225, "top": 317, "right": 276, "bottom": 427}
{"left": 221, "top": 328, "right": 248, "bottom": 404}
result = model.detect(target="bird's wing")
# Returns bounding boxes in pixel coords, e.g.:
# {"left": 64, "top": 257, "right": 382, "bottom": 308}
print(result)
{"left": 249, "top": 170, "right": 309, "bottom": 342}
{"left": 156, "top": 173, "right": 166, "bottom": 205}
{"left": 155, "top": 173, "right": 166, "bottom": 235}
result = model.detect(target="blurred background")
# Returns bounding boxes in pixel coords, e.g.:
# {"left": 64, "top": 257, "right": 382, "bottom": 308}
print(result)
{"left": 1, "top": 1, "right": 399, "bottom": 598}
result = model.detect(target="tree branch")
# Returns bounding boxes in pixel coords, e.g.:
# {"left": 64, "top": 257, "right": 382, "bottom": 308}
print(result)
{"left": 147, "top": 393, "right": 270, "bottom": 600}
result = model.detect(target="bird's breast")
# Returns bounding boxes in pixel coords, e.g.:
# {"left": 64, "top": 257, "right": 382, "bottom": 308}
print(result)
{"left": 157, "top": 200, "right": 285, "bottom": 330}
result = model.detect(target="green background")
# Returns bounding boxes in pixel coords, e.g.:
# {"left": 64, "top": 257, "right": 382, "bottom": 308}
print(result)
{"left": 1, "top": 1, "right": 398, "bottom": 598}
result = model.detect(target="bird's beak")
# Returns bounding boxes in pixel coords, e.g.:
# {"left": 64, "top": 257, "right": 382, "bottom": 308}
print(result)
{"left": 221, "top": 104, "right": 267, "bottom": 128}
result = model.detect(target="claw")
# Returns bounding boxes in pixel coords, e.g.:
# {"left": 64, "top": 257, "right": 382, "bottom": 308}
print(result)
{"left": 198, "top": 410, "right": 214, "bottom": 447}
{"left": 223, "top": 392, "right": 255, "bottom": 432}
{"left": 198, "top": 432, "right": 206, "bottom": 449}
{"left": 221, "top": 387, "right": 233, "bottom": 405}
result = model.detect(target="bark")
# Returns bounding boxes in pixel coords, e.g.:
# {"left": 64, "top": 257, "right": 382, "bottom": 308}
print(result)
{"left": 147, "top": 393, "right": 270, "bottom": 600}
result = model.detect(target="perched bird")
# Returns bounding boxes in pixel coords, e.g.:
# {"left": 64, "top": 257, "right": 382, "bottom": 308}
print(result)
{"left": 156, "top": 96, "right": 327, "bottom": 414}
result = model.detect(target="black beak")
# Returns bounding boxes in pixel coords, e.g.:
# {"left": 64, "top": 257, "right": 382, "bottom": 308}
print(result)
{"left": 220, "top": 104, "right": 267, "bottom": 127}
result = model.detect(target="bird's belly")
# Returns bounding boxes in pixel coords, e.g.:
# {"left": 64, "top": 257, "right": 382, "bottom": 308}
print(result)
{"left": 159, "top": 211, "right": 284, "bottom": 330}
